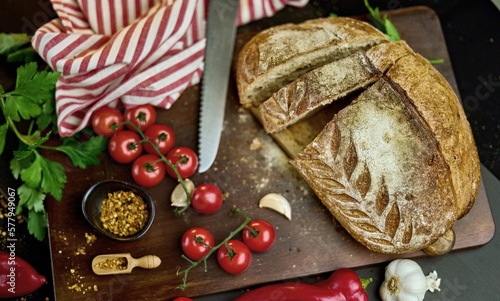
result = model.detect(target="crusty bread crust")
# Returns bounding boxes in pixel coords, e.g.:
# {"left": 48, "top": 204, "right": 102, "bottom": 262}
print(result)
{"left": 258, "top": 41, "right": 414, "bottom": 133}
{"left": 291, "top": 77, "right": 457, "bottom": 254}
{"left": 386, "top": 54, "right": 481, "bottom": 219}
{"left": 288, "top": 52, "right": 481, "bottom": 253}
{"left": 236, "top": 17, "right": 389, "bottom": 108}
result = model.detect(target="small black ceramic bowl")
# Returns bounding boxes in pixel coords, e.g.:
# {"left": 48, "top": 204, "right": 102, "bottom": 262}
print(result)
{"left": 82, "top": 180, "right": 156, "bottom": 241}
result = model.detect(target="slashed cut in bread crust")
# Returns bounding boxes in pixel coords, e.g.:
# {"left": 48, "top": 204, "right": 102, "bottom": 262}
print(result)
{"left": 236, "top": 16, "right": 481, "bottom": 254}
{"left": 290, "top": 77, "right": 457, "bottom": 254}
{"left": 258, "top": 41, "right": 414, "bottom": 133}
{"left": 236, "top": 17, "right": 389, "bottom": 108}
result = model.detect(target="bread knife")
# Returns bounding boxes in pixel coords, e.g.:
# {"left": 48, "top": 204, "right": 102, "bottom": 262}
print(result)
{"left": 197, "top": 0, "right": 239, "bottom": 173}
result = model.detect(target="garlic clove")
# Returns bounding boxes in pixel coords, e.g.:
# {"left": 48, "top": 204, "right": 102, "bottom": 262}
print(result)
{"left": 171, "top": 179, "right": 195, "bottom": 207}
{"left": 259, "top": 193, "right": 292, "bottom": 220}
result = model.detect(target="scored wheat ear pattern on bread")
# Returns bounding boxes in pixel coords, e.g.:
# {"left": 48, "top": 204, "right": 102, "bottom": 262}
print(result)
{"left": 290, "top": 77, "right": 458, "bottom": 254}
{"left": 290, "top": 119, "right": 414, "bottom": 253}
{"left": 236, "top": 16, "right": 480, "bottom": 255}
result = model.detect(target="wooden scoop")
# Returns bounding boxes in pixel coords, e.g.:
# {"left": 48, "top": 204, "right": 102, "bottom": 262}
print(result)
{"left": 91, "top": 253, "right": 161, "bottom": 275}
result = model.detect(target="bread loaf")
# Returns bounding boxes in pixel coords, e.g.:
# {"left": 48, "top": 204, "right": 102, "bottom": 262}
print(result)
{"left": 289, "top": 52, "right": 480, "bottom": 253}
{"left": 290, "top": 75, "right": 458, "bottom": 254}
{"left": 236, "top": 17, "right": 480, "bottom": 254}
{"left": 236, "top": 17, "right": 389, "bottom": 108}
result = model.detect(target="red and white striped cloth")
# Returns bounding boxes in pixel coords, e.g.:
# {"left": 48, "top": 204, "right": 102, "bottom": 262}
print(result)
{"left": 32, "top": 0, "right": 309, "bottom": 137}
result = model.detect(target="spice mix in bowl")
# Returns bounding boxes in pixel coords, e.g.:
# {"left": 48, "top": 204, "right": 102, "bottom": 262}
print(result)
{"left": 82, "top": 180, "right": 156, "bottom": 241}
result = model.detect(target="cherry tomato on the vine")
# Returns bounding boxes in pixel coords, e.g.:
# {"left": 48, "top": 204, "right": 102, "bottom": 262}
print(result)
{"left": 108, "top": 130, "right": 143, "bottom": 164}
{"left": 190, "top": 184, "right": 223, "bottom": 215}
{"left": 143, "top": 124, "right": 175, "bottom": 155}
{"left": 181, "top": 227, "right": 215, "bottom": 261}
{"left": 165, "top": 146, "right": 198, "bottom": 179}
{"left": 124, "top": 104, "right": 156, "bottom": 131}
{"left": 217, "top": 240, "right": 252, "bottom": 275}
{"left": 131, "top": 154, "right": 165, "bottom": 187}
{"left": 242, "top": 220, "right": 276, "bottom": 252}
{"left": 91, "top": 106, "right": 124, "bottom": 137}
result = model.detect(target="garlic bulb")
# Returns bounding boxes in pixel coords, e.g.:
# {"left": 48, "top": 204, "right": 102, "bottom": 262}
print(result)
{"left": 380, "top": 259, "right": 440, "bottom": 301}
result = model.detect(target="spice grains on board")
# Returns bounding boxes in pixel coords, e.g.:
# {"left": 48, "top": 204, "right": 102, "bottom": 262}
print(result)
{"left": 100, "top": 191, "right": 148, "bottom": 236}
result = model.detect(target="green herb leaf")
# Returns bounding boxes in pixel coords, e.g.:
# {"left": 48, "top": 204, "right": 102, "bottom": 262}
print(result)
{"left": 20, "top": 152, "right": 43, "bottom": 188}
{"left": 27, "top": 209, "right": 47, "bottom": 241}
{"left": 364, "top": 0, "right": 401, "bottom": 42}
{"left": 14, "top": 62, "right": 60, "bottom": 104}
{"left": 3, "top": 95, "right": 42, "bottom": 121}
{"left": 16, "top": 184, "right": 46, "bottom": 214}
{"left": 364, "top": 0, "right": 384, "bottom": 30}
{"left": 428, "top": 58, "right": 445, "bottom": 65}
{"left": 0, "top": 123, "right": 7, "bottom": 155}
{"left": 0, "top": 33, "right": 31, "bottom": 55}
{"left": 384, "top": 15, "right": 401, "bottom": 42}
{"left": 10, "top": 143, "right": 34, "bottom": 179}
{"left": 7, "top": 47, "right": 37, "bottom": 63}
{"left": 17, "top": 184, "right": 48, "bottom": 240}
{"left": 39, "top": 156, "right": 66, "bottom": 201}
{"left": 37, "top": 97, "right": 55, "bottom": 131}
{"left": 56, "top": 135, "right": 108, "bottom": 168}
{"left": 13, "top": 149, "right": 34, "bottom": 160}
{"left": 20, "top": 152, "right": 66, "bottom": 200}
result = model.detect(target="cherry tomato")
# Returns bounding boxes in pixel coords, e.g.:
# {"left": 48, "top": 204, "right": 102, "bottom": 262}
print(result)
{"left": 181, "top": 227, "right": 215, "bottom": 261}
{"left": 217, "top": 240, "right": 252, "bottom": 275}
{"left": 172, "top": 298, "right": 193, "bottom": 301}
{"left": 242, "top": 220, "right": 276, "bottom": 252}
{"left": 91, "top": 106, "right": 124, "bottom": 137}
{"left": 143, "top": 124, "right": 175, "bottom": 155}
{"left": 124, "top": 104, "right": 156, "bottom": 131}
{"left": 165, "top": 146, "right": 198, "bottom": 179}
{"left": 108, "top": 130, "right": 143, "bottom": 164}
{"left": 131, "top": 154, "right": 165, "bottom": 187}
{"left": 190, "top": 184, "right": 223, "bottom": 215}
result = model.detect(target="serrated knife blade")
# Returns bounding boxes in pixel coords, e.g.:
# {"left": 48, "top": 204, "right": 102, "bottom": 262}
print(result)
{"left": 198, "top": 0, "right": 239, "bottom": 173}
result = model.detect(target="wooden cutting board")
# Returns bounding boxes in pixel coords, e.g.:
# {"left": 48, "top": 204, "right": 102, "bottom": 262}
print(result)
{"left": 45, "top": 6, "right": 495, "bottom": 300}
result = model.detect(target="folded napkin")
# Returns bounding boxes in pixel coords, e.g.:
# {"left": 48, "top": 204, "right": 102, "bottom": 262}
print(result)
{"left": 32, "top": 0, "right": 309, "bottom": 137}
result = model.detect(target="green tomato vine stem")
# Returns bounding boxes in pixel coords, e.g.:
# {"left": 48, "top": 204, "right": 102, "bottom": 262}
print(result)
{"left": 117, "top": 120, "right": 192, "bottom": 215}
{"left": 176, "top": 207, "right": 252, "bottom": 290}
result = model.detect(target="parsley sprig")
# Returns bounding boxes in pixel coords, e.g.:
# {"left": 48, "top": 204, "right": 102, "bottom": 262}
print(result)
{"left": 1, "top": 38, "right": 107, "bottom": 240}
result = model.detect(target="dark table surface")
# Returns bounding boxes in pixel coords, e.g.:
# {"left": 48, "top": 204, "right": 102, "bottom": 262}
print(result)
{"left": 1, "top": 0, "right": 499, "bottom": 300}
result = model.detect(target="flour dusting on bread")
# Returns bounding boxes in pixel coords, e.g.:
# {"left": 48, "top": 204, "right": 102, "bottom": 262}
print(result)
{"left": 236, "top": 17, "right": 480, "bottom": 254}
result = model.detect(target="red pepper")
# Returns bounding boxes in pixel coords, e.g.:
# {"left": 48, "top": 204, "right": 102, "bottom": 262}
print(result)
{"left": 234, "top": 268, "right": 370, "bottom": 301}
{"left": 0, "top": 250, "right": 46, "bottom": 298}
